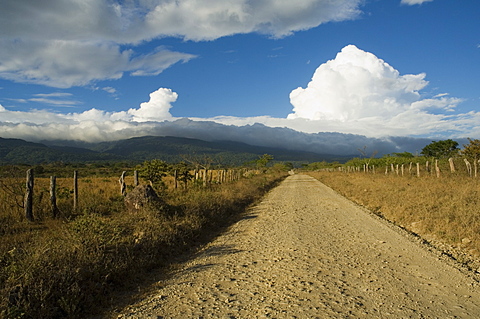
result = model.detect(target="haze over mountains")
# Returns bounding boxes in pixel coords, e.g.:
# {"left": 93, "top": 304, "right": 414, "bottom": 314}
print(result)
{"left": 0, "top": 119, "right": 454, "bottom": 166}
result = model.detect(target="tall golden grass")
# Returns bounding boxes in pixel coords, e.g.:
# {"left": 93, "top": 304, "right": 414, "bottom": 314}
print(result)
{"left": 308, "top": 171, "right": 480, "bottom": 271}
{"left": 0, "top": 168, "right": 287, "bottom": 318}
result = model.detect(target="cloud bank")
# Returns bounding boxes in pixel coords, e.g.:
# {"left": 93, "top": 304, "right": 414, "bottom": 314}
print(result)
{"left": 1, "top": 45, "right": 479, "bottom": 156}
{"left": 0, "top": 41, "right": 195, "bottom": 88}
{"left": 1, "top": 0, "right": 363, "bottom": 88}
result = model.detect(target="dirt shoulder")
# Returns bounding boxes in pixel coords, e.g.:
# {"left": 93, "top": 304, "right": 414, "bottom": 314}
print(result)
{"left": 118, "top": 174, "right": 480, "bottom": 318}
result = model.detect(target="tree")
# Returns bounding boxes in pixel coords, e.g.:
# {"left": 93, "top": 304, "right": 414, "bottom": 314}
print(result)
{"left": 171, "top": 161, "right": 193, "bottom": 190}
{"left": 180, "top": 153, "right": 215, "bottom": 170}
{"left": 139, "top": 159, "right": 169, "bottom": 189}
{"left": 283, "top": 162, "right": 294, "bottom": 171}
{"left": 357, "top": 145, "right": 378, "bottom": 168}
{"left": 255, "top": 154, "right": 274, "bottom": 171}
{"left": 421, "top": 139, "right": 459, "bottom": 158}
{"left": 461, "top": 138, "right": 480, "bottom": 160}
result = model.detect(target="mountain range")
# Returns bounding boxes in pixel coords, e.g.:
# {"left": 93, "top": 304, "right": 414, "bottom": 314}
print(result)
{"left": 0, "top": 136, "right": 353, "bottom": 166}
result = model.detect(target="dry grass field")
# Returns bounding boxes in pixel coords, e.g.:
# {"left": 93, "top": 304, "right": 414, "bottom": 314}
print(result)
{"left": 308, "top": 171, "right": 480, "bottom": 271}
{"left": 0, "top": 166, "right": 287, "bottom": 318}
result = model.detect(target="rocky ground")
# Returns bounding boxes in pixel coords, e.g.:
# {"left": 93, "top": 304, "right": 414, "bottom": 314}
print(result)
{"left": 116, "top": 174, "right": 480, "bottom": 318}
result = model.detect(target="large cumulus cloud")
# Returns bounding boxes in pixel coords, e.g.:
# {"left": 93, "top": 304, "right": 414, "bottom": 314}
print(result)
{"left": 282, "top": 45, "right": 465, "bottom": 137}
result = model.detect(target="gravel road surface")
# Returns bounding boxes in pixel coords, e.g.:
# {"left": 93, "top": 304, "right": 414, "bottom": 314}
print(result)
{"left": 118, "top": 174, "right": 480, "bottom": 318}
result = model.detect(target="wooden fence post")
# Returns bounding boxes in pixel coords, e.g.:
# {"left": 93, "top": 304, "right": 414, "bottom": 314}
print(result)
{"left": 24, "top": 169, "right": 34, "bottom": 221}
{"left": 448, "top": 158, "right": 455, "bottom": 173}
{"left": 73, "top": 170, "right": 78, "bottom": 212}
{"left": 464, "top": 159, "right": 472, "bottom": 177}
{"left": 203, "top": 169, "right": 208, "bottom": 187}
{"left": 416, "top": 163, "right": 420, "bottom": 177}
{"left": 475, "top": 159, "right": 478, "bottom": 178}
{"left": 134, "top": 170, "right": 139, "bottom": 186}
{"left": 50, "top": 176, "right": 59, "bottom": 218}
{"left": 476, "top": 160, "right": 479, "bottom": 178}
{"left": 174, "top": 169, "right": 178, "bottom": 189}
{"left": 435, "top": 159, "right": 440, "bottom": 178}
{"left": 119, "top": 171, "right": 127, "bottom": 195}
{"left": 401, "top": 164, "right": 404, "bottom": 177}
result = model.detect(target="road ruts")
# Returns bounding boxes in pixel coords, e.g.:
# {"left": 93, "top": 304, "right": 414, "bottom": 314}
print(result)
{"left": 118, "top": 174, "right": 480, "bottom": 318}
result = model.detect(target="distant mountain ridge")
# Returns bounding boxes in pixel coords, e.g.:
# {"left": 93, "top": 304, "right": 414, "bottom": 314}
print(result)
{"left": 0, "top": 136, "right": 352, "bottom": 165}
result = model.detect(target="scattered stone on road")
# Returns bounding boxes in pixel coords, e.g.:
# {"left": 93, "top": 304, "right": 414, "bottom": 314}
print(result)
{"left": 118, "top": 174, "right": 480, "bottom": 318}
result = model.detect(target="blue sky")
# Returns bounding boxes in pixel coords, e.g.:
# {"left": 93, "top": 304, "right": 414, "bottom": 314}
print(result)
{"left": 0, "top": 0, "right": 479, "bottom": 152}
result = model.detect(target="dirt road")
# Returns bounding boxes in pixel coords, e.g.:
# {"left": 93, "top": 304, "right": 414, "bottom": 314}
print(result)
{"left": 119, "top": 174, "right": 480, "bottom": 318}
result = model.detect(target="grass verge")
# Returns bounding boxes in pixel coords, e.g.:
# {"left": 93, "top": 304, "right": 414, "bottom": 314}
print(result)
{"left": 307, "top": 171, "right": 480, "bottom": 273}
{"left": 0, "top": 172, "right": 287, "bottom": 318}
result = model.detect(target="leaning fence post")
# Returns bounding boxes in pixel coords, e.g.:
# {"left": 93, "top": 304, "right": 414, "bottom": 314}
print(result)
{"left": 50, "top": 176, "right": 59, "bottom": 218}
{"left": 119, "top": 171, "right": 127, "bottom": 195}
{"left": 24, "top": 169, "right": 34, "bottom": 221}
{"left": 73, "top": 170, "right": 78, "bottom": 212}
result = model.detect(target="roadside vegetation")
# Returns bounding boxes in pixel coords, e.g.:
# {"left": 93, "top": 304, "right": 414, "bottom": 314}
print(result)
{"left": 0, "top": 156, "right": 289, "bottom": 318}
{"left": 304, "top": 139, "right": 480, "bottom": 273}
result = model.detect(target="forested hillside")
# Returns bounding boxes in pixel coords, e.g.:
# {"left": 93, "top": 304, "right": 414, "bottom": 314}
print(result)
{"left": 0, "top": 136, "right": 351, "bottom": 165}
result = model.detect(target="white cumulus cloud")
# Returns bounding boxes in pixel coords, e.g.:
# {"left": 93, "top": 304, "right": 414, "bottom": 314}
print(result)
{"left": 127, "top": 88, "right": 177, "bottom": 122}
{"left": 285, "top": 45, "right": 463, "bottom": 136}
{"left": 288, "top": 45, "right": 428, "bottom": 121}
